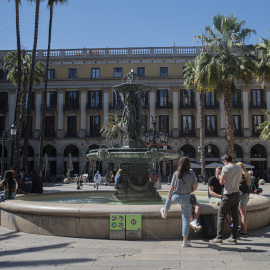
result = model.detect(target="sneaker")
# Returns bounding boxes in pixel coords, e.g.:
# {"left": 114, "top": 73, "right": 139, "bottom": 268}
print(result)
{"left": 190, "top": 220, "right": 202, "bottom": 232}
{"left": 182, "top": 241, "right": 191, "bottom": 247}
{"left": 239, "top": 231, "right": 247, "bottom": 236}
{"left": 229, "top": 223, "right": 233, "bottom": 228}
{"left": 209, "top": 238, "right": 223, "bottom": 244}
{"left": 160, "top": 207, "right": 167, "bottom": 219}
{"left": 225, "top": 237, "right": 237, "bottom": 243}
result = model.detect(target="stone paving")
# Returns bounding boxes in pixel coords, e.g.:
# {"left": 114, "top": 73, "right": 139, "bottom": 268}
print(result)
{"left": 0, "top": 182, "right": 269, "bottom": 270}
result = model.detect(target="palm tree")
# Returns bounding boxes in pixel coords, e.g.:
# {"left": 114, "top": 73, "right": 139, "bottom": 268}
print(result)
{"left": 184, "top": 59, "right": 207, "bottom": 179}
{"left": 38, "top": 0, "right": 68, "bottom": 176}
{"left": 194, "top": 14, "right": 256, "bottom": 157}
{"left": 100, "top": 113, "right": 126, "bottom": 146}
{"left": 8, "top": 0, "right": 22, "bottom": 173}
{"left": 4, "top": 51, "right": 44, "bottom": 171}
{"left": 258, "top": 110, "right": 270, "bottom": 140}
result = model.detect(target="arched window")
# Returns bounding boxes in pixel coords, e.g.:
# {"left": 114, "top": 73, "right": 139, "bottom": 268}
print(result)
{"left": 43, "top": 145, "right": 56, "bottom": 157}
{"left": 64, "top": 145, "right": 79, "bottom": 157}
{"left": 180, "top": 144, "right": 196, "bottom": 158}
{"left": 250, "top": 144, "right": 267, "bottom": 158}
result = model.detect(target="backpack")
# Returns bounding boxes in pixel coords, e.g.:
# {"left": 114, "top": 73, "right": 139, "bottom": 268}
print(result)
{"left": 199, "top": 214, "right": 216, "bottom": 239}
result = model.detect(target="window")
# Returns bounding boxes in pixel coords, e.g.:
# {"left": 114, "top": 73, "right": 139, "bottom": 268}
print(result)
{"left": 113, "top": 92, "right": 125, "bottom": 109}
{"left": 157, "top": 90, "right": 168, "bottom": 107}
{"left": 182, "top": 66, "right": 186, "bottom": 77}
{"left": 137, "top": 93, "right": 148, "bottom": 108}
{"left": 0, "top": 92, "right": 8, "bottom": 111}
{"left": 205, "top": 91, "right": 215, "bottom": 107}
{"left": 44, "top": 116, "right": 55, "bottom": 137}
{"left": 25, "top": 92, "right": 35, "bottom": 110}
{"left": 181, "top": 89, "right": 194, "bottom": 107}
{"left": 181, "top": 115, "right": 194, "bottom": 135}
{"left": 65, "top": 91, "right": 79, "bottom": 109}
{"left": 160, "top": 67, "right": 168, "bottom": 77}
{"left": 47, "top": 91, "right": 57, "bottom": 109}
{"left": 90, "top": 116, "right": 101, "bottom": 137}
{"left": 251, "top": 89, "right": 262, "bottom": 106}
{"left": 67, "top": 116, "right": 77, "bottom": 136}
{"left": 252, "top": 115, "right": 264, "bottom": 135}
{"left": 48, "top": 69, "right": 55, "bottom": 79}
{"left": 88, "top": 90, "right": 102, "bottom": 109}
{"left": 114, "top": 68, "right": 122, "bottom": 78}
{"left": 137, "top": 67, "right": 145, "bottom": 77}
{"left": 69, "top": 68, "right": 77, "bottom": 78}
{"left": 91, "top": 68, "right": 100, "bottom": 78}
{"left": 141, "top": 115, "right": 147, "bottom": 131}
{"left": 233, "top": 115, "right": 242, "bottom": 135}
{"left": 0, "top": 69, "right": 7, "bottom": 80}
{"left": 159, "top": 115, "right": 169, "bottom": 132}
{"left": 231, "top": 91, "right": 241, "bottom": 106}
{"left": 0, "top": 116, "right": 5, "bottom": 135}
{"left": 205, "top": 115, "right": 217, "bottom": 136}
{"left": 21, "top": 116, "right": 32, "bottom": 138}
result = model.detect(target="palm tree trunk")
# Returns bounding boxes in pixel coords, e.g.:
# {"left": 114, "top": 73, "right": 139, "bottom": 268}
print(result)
{"left": 223, "top": 81, "right": 235, "bottom": 159}
{"left": 22, "top": 0, "right": 40, "bottom": 170}
{"left": 199, "top": 91, "right": 205, "bottom": 178}
{"left": 38, "top": 3, "right": 54, "bottom": 176}
{"left": 13, "top": 0, "right": 22, "bottom": 175}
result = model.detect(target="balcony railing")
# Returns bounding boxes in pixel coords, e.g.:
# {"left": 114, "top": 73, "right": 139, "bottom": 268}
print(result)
{"left": 65, "top": 132, "right": 78, "bottom": 138}
{"left": 180, "top": 102, "right": 195, "bottom": 109}
{"left": 249, "top": 101, "right": 266, "bottom": 109}
{"left": 64, "top": 104, "right": 80, "bottom": 111}
{"left": 156, "top": 102, "right": 173, "bottom": 109}
{"left": 109, "top": 103, "right": 125, "bottom": 110}
{"left": 180, "top": 130, "right": 196, "bottom": 137}
{"left": 205, "top": 103, "right": 219, "bottom": 110}
{"left": 86, "top": 104, "right": 102, "bottom": 110}
{"left": 205, "top": 131, "right": 218, "bottom": 137}
{"left": 232, "top": 102, "right": 243, "bottom": 109}
{"left": 234, "top": 130, "right": 244, "bottom": 137}
{"left": 44, "top": 131, "right": 57, "bottom": 138}
{"left": 45, "top": 105, "right": 57, "bottom": 111}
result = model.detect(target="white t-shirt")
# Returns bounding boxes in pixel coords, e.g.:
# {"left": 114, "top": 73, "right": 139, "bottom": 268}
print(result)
{"left": 221, "top": 164, "right": 242, "bottom": 194}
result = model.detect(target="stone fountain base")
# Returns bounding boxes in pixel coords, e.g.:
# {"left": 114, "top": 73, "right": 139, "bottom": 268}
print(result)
{"left": 114, "top": 163, "right": 162, "bottom": 202}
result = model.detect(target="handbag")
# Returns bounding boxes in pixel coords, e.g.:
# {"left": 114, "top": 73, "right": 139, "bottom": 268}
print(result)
{"left": 190, "top": 194, "right": 197, "bottom": 205}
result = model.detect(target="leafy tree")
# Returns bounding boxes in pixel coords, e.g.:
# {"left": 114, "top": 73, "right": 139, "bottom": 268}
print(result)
{"left": 38, "top": 0, "right": 68, "bottom": 176}
{"left": 100, "top": 113, "right": 126, "bottom": 146}
{"left": 194, "top": 14, "right": 256, "bottom": 157}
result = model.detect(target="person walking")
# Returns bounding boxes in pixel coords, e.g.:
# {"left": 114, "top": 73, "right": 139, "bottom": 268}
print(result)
{"left": 0, "top": 170, "right": 17, "bottom": 201}
{"left": 160, "top": 157, "right": 198, "bottom": 247}
{"left": 237, "top": 162, "right": 251, "bottom": 236}
{"left": 210, "top": 154, "right": 242, "bottom": 244}
{"left": 94, "top": 171, "right": 101, "bottom": 191}
{"left": 114, "top": 169, "right": 122, "bottom": 188}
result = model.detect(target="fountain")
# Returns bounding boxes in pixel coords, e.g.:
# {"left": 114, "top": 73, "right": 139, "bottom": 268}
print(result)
{"left": 85, "top": 70, "right": 180, "bottom": 202}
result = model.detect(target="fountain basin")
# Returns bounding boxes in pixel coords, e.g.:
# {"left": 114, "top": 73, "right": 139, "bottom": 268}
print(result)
{"left": 0, "top": 191, "right": 269, "bottom": 239}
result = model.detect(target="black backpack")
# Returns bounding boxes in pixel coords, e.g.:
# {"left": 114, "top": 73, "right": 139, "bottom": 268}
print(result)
{"left": 200, "top": 214, "right": 216, "bottom": 239}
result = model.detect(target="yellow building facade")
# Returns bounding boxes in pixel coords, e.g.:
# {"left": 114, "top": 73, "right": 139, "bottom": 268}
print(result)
{"left": 0, "top": 46, "right": 269, "bottom": 181}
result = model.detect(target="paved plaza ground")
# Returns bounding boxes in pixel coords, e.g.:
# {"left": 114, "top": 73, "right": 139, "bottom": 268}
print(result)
{"left": 0, "top": 182, "right": 270, "bottom": 270}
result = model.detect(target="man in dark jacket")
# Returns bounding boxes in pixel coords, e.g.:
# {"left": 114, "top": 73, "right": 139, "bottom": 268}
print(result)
{"left": 18, "top": 168, "right": 32, "bottom": 193}
{"left": 30, "top": 170, "right": 43, "bottom": 193}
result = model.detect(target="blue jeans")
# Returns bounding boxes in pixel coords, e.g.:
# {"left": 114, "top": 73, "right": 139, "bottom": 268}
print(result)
{"left": 164, "top": 192, "right": 192, "bottom": 237}
{"left": 0, "top": 192, "right": 16, "bottom": 201}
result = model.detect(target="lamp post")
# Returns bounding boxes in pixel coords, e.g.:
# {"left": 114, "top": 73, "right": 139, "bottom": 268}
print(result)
{"left": 1, "top": 124, "right": 17, "bottom": 179}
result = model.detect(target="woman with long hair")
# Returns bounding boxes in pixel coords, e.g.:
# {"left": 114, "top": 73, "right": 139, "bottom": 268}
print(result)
{"left": 236, "top": 162, "right": 251, "bottom": 236}
{"left": 160, "top": 157, "right": 198, "bottom": 247}
{"left": 0, "top": 170, "right": 17, "bottom": 201}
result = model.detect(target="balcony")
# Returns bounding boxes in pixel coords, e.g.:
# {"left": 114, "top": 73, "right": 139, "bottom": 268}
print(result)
{"left": 249, "top": 101, "right": 266, "bottom": 109}
{"left": 234, "top": 130, "right": 244, "bottom": 137}
{"left": 65, "top": 132, "right": 78, "bottom": 138}
{"left": 180, "top": 130, "right": 196, "bottom": 137}
{"left": 64, "top": 104, "right": 80, "bottom": 111}
{"left": 0, "top": 104, "right": 8, "bottom": 112}
{"left": 205, "top": 131, "right": 218, "bottom": 137}
{"left": 109, "top": 103, "right": 125, "bottom": 110}
{"left": 205, "top": 103, "right": 219, "bottom": 110}
{"left": 180, "top": 102, "right": 195, "bottom": 109}
{"left": 232, "top": 102, "right": 243, "bottom": 109}
{"left": 86, "top": 103, "right": 102, "bottom": 110}
{"left": 45, "top": 105, "right": 57, "bottom": 111}
{"left": 156, "top": 102, "right": 172, "bottom": 109}
{"left": 44, "top": 131, "right": 57, "bottom": 138}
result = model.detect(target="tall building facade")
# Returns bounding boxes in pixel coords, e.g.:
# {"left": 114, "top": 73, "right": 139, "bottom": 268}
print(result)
{"left": 0, "top": 46, "right": 269, "bottom": 180}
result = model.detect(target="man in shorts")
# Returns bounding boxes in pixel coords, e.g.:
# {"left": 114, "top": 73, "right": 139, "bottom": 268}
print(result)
{"left": 210, "top": 154, "right": 242, "bottom": 244}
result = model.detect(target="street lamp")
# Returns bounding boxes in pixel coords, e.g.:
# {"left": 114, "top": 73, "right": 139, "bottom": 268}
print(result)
{"left": 1, "top": 124, "right": 17, "bottom": 179}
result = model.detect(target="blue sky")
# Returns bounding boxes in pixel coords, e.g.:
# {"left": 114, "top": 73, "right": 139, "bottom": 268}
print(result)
{"left": 1, "top": 0, "right": 269, "bottom": 50}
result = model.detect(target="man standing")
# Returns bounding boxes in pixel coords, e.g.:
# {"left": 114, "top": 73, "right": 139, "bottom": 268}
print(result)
{"left": 210, "top": 154, "right": 242, "bottom": 244}
{"left": 94, "top": 171, "right": 101, "bottom": 191}
{"left": 30, "top": 170, "right": 43, "bottom": 193}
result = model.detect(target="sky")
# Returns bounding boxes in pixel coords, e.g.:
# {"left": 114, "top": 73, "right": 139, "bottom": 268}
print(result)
{"left": 0, "top": 0, "right": 270, "bottom": 51}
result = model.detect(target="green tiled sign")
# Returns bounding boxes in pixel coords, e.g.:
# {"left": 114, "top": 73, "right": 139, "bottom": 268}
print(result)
{"left": 126, "top": 214, "right": 141, "bottom": 231}
{"left": 110, "top": 214, "right": 125, "bottom": 231}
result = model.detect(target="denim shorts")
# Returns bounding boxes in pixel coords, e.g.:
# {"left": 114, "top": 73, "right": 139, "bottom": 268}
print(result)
{"left": 239, "top": 193, "right": 249, "bottom": 207}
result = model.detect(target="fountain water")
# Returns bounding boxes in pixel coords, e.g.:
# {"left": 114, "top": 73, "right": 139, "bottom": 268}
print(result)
{"left": 85, "top": 70, "right": 180, "bottom": 201}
